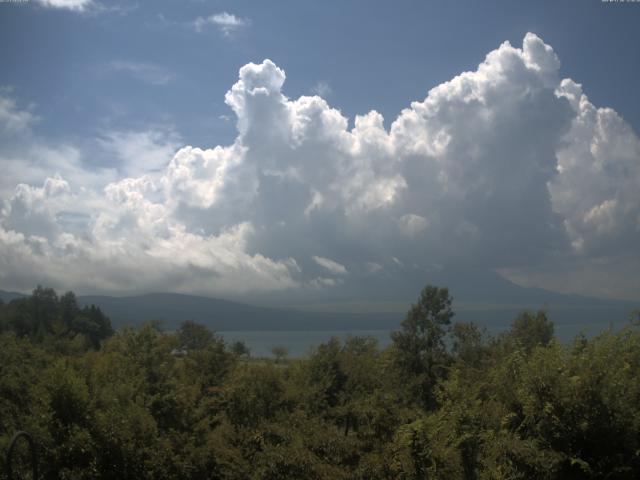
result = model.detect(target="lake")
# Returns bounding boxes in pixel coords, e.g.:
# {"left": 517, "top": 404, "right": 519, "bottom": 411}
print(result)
{"left": 219, "top": 320, "right": 625, "bottom": 358}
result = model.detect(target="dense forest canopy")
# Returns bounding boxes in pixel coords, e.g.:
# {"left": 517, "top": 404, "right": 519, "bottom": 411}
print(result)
{"left": 1, "top": 286, "right": 639, "bottom": 479}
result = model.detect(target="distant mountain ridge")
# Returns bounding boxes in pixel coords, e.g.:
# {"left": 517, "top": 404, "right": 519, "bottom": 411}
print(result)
{"left": 0, "top": 290, "right": 399, "bottom": 331}
{"left": 0, "top": 290, "right": 27, "bottom": 303}
{"left": 1, "top": 282, "right": 637, "bottom": 333}
{"left": 76, "top": 292, "right": 401, "bottom": 331}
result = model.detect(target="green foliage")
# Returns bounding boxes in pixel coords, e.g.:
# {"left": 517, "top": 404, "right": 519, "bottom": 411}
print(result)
{"left": 0, "top": 286, "right": 113, "bottom": 351}
{"left": 452, "top": 321, "right": 490, "bottom": 366}
{"left": 391, "top": 285, "right": 454, "bottom": 409}
{"left": 230, "top": 340, "right": 250, "bottom": 357}
{"left": 1, "top": 285, "right": 640, "bottom": 479}
{"left": 271, "top": 345, "right": 289, "bottom": 363}
{"left": 505, "top": 309, "right": 554, "bottom": 353}
{"left": 223, "top": 363, "right": 286, "bottom": 429}
{"left": 178, "top": 320, "right": 214, "bottom": 350}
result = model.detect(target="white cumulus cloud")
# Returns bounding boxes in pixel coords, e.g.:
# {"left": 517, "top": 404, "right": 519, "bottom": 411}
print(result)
{"left": 550, "top": 78, "right": 640, "bottom": 257}
{"left": 37, "top": 0, "right": 93, "bottom": 11}
{"left": 98, "top": 129, "right": 182, "bottom": 177}
{"left": 1, "top": 33, "right": 639, "bottom": 300}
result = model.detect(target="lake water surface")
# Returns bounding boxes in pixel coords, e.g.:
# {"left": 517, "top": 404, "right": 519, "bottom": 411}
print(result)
{"left": 219, "top": 321, "right": 624, "bottom": 358}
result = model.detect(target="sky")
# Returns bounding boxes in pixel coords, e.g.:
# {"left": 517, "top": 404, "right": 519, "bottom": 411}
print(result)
{"left": 0, "top": 0, "right": 639, "bottom": 303}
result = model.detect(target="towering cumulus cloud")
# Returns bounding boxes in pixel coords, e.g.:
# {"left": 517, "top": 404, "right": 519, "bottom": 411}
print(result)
{"left": 1, "top": 34, "right": 638, "bottom": 299}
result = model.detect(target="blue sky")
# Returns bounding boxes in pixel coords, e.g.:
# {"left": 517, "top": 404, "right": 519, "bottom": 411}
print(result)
{"left": 0, "top": 0, "right": 639, "bottom": 302}
{"left": 3, "top": 1, "right": 639, "bottom": 147}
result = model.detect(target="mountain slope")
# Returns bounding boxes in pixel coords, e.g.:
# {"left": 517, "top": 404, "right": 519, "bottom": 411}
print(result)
{"left": 77, "top": 291, "right": 637, "bottom": 333}
{"left": 77, "top": 293, "right": 400, "bottom": 331}
{"left": 2, "top": 277, "right": 637, "bottom": 333}
{"left": 0, "top": 290, "right": 27, "bottom": 303}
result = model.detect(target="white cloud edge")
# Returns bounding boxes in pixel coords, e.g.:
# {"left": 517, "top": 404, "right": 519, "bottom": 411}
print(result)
{"left": 37, "top": 0, "right": 93, "bottom": 12}
{"left": 0, "top": 33, "right": 639, "bottom": 299}
{"left": 194, "top": 12, "right": 250, "bottom": 35}
{"left": 312, "top": 256, "right": 348, "bottom": 275}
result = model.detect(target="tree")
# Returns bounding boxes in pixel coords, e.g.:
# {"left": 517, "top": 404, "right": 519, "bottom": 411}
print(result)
{"left": 231, "top": 340, "right": 250, "bottom": 357}
{"left": 223, "top": 363, "right": 285, "bottom": 428}
{"left": 0, "top": 299, "right": 6, "bottom": 333}
{"left": 272, "top": 345, "right": 290, "bottom": 363}
{"left": 0, "top": 288, "right": 112, "bottom": 349}
{"left": 59, "top": 291, "right": 80, "bottom": 330}
{"left": 73, "top": 305, "right": 114, "bottom": 348}
{"left": 506, "top": 309, "right": 554, "bottom": 353}
{"left": 451, "top": 321, "right": 489, "bottom": 366}
{"left": 391, "top": 285, "right": 454, "bottom": 409}
{"left": 30, "top": 286, "right": 59, "bottom": 329}
{"left": 8, "top": 286, "right": 59, "bottom": 339}
{"left": 178, "top": 320, "right": 213, "bottom": 350}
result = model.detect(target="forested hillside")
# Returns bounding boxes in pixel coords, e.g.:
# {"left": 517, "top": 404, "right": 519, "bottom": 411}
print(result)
{"left": 1, "top": 286, "right": 639, "bottom": 479}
